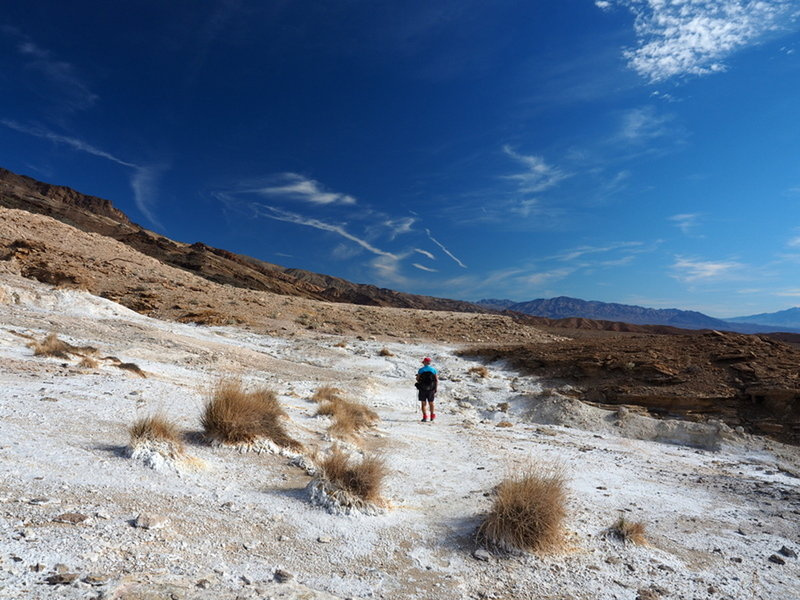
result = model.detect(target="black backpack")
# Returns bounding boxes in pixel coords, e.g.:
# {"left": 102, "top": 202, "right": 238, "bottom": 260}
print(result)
{"left": 417, "top": 371, "right": 436, "bottom": 391}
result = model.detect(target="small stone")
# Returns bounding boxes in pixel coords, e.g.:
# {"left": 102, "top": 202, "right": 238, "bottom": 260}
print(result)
{"left": 278, "top": 534, "right": 289, "bottom": 542}
{"left": 55, "top": 563, "right": 70, "bottom": 573}
{"left": 778, "top": 546, "right": 797, "bottom": 559}
{"left": 53, "top": 512, "right": 89, "bottom": 525}
{"left": 274, "top": 568, "right": 293, "bottom": 583}
{"left": 241, "top": 575, "right": 253, "bottom": 585}
{"left": 196, "top": 578, "right": 212, "bottom": 589}
{"left": 95, "top": 511, "right": 111, "bottom": 520}
{"left": 472, "top": 548, "right": 491, "bottom": 562}
{"left": 29, "top": 497, "right": 60, "bottom": 506}
{"left": 30, "top": 563, "right": 47, "bottom": 572}
{"left": 768, "top": 554, "right": 786, "bottom": 565}
{"left": 637, "top": 589, "right": 661, "bottom": 600}
{"left": 317, "top": 536, "right": 332, "bottom": 543}
{"left": 46, "top": 572, "right": 79, "bottom": 585}
{"left": 133, "top": 513, "right": 169, "bottom": 529}
{"left": 730, "top": 557, "right": 743, "bottom": 563}
{"left": 40, "top": 397, "right": 59, "bottom": 402}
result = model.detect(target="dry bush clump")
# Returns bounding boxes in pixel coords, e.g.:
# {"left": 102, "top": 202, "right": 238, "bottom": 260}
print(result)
{"left": 129, "top": 414, "right": 184, "bottom": 450}
{"left": 79, "top": 356, "right": 99, "bottom": 369}
{"left": 29, "top": 333, "right": 72, "bottom": 359}
{"left": 468, "top": 365, "right": 489, "bottom": 378}
{"left": 477, "top": 465, "right": 567, "bottom": 554}
{"left": 116, "top": 362, "right": 147, "bottom": 378}
{"left": 607, "top": 515, "right": 647, "bottom": 545}
{"left": 201, "top": 379, "right": 301, "bottom": 451}
{"left": 311, "top": 386, "right": 344, "bottom": 403}
{"left": 316, "top": 396, "right": 379, "bottom": 439}
{"left": 333, "top": 341, "right": 347, "bottom": 348}
{"left": 308, "top": 446, "right": 388, "bottom": 514}
{"left": 378, "top": 347, "right": 394, "bottom": 357}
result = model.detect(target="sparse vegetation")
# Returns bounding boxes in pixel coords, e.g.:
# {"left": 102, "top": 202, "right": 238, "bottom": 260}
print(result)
{"left": 378, "top": 347, "right": 394, "bottom": 357}
{"left": 116, "top": 362, "right": 147, "bottom": 378}
{"left": 468, "top": 365, "right": 489, "bottom": 378}
{"left": 318, "top": 445, "right": 387, "bottom": 505}
{"left": 129, "top": 413, "right": 184, "bottom": 451}
{"left": 201, "top": 379, "right": 302, "bottom": 450}
{"left": 79, "top": 356, "right": 99, "bottom": 369}
{"left": 477, "top": 465, "right": 567, "bottom": 554}
{"left": 316, "top": 395, "right": 379, "bottom": 439}
{"left": 29, "top": 333, "right": 72, "bottom": 358}
{"left": 311, "top": 386, "right": 344, "bottom": 403}
{"left": 607, "top": 515, "right": 647, "bottom": 545}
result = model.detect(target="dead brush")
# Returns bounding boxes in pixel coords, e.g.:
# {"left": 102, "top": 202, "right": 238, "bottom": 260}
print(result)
{"left": 129, "top": 413, "right": 184, "bottom": 452}
{"left": 468, "top": 365, "right": 489, "bottom": 378}
{"left": 378, "top": 347, "right": 394, "bottom": 357}
{"left": 310, "top": 386, "right": 344, "bottom": 403}
{"left": 115, "top": 362, "right": 147, "bottom": 378}
{"left": 315, "top": 445, "right": 387, "bottom": 506}
{"left": 29, "top": 333, "right": 98, "bottom": 360}
{"left": 201, "top": 379, "right": 302, "bottom": 451}
{"left": 606, "top": 514, "right": 647, "bottom": 545}
{"left": 79, "top": 356, "right": 99, "bottom": 369}
{"left": 315, "top": 395, "right": 379, "bottom": 439}
{"left": 477, "top": 465, "right": 567, "bottom": 554}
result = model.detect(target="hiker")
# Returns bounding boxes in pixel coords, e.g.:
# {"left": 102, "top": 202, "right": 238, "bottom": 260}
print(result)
{"left": 415, "top": 357, "right": 438, "bottom": 422}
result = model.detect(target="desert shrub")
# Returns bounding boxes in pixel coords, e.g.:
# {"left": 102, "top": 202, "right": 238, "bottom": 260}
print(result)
{"left": 79, "top": 356, "right": 99, "bottom": 369}
{"left": 315, "top": 396, "right": 379, "bottom": 439}
{"left": 468, "top": 365, "right": 489, "bottom": 378}
{"left": 607, "top": 515, "right": 647, "bottom": 545}
{"left": 318, "top": 446, "right": 387, "bottom": 505}
{"left": 30, "top": 333, "right": 72, "bottom": 359}
{"left": 129, "top": 414, "right": 184, "bottom": 451}
{"left": 378, "top": 347, "right": 394, "bottom": 357}
{"left": 116, "top": 362, "right": 147, "bottom": 378}
{"left": 477, "top": 465, "right": 567, "bottom": 554}
{"left": 333, "top": 341, "right": 347, "bottom": 348}
{"left": 201, "top": 380, "right": 301, "bottom": 450}
{"left": 311, "top": 386, "right": 343, "bottom": 403}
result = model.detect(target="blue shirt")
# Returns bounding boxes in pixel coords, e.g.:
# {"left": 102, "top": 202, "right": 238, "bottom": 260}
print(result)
{"left": 418, "top": 365, "right": 438, "bottom": 375}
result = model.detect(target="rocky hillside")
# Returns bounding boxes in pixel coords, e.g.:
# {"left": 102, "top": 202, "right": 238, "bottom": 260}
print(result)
{"left": 0, "top": 167, "right": 483, "bottom": 313}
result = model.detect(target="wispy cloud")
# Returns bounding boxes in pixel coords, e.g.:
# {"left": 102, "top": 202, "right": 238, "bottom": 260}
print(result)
{"left": 2, "top": 28, "right": 97, "bottom": 115}
{"left": 414, "top": 248, "right": 435, "bottom": 260}
{"left": 412, "top": 263, "right": 438, "bottom": 273}
{"left": 254, "top": 173, "right": 357, "bottom": 205}
{"left": 252, "top": 205, "right": 398, "bottom": 259}
{"left": 776, "top": 288, "right": 800, "bottom": 297}
{"left": 384, "top": 216, "right": 416, "bottom": 239}
{"left": 672, "top": 256, "right": 743, "bottom": 282}
{"left": 520, "top": 267, "right": 574, "bottom": 286}
{"left": 618, "top": 106, "right": 673, "bottom": 142}
{"left": 1, "top": 120, "right": 165, "bottom": 228}
{"left": 425, "top": 229, "right": 467, "bottom": 268}
{"left": 502, "top": 145, "right": 568, "bottom": 192}
{"left": 602, "top": 1, "right": 800, "bottom": 81}
{"left": 788, "top": 236, "right": 800, "bottom": 248}
{"left": 554, "top": 241, "right": 644, "bottom": 262}
{"left": 669, "top": 213, "right": 701, "bottom": 235}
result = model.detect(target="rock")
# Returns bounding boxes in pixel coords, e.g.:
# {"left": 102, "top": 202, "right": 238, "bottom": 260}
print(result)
{"left": 495, "top": 421, "right": 513, "bottom": 428}
{"left": 84, "top": 574, "right": 110, "bottom": 586}
{"left": 95, "top": 510, "right": 111, "bottom": 520}
{"left": 472, "top": 548, "right": 491, "bottom": 562}
{"left": 636, "top": 589, "right": 661, "bottom": 600}
{"left": 53, "top": 512, "right": 89, "bottom": 524}
{"left": 40, "top": 396, "right": 59, "bottom": 402}
{"left": 196, "top": 578, "right": 212, "bottom": 589}
{"left": 30, "top": 563, "right": 46, "bottom": 572}
{"left": 768, "top": 554, "right": 786, "bottom": 565}
{"left": 497, "top": 402, "right": 509, "bottom": 412}
{"left": 274, "top": 568, "right": 293, "bottom": 583}
{"left": 778, "top": 546, "right": 796, "bottom": 558}
{"left": 29, "top": 497, "right": 60, "bottom": 505}
{"left": 45, "top": 572, "right": 79, "bottom": 585}
{"left": 317, "top": 536, "right": 332, "bottom": 543}
{"left": 133, "top": 513, "right": 169, "bottom": 529}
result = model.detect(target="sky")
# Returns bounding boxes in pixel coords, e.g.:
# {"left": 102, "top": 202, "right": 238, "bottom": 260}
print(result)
{"left": 2, "top": 1, "right": 800, "bottom": 318}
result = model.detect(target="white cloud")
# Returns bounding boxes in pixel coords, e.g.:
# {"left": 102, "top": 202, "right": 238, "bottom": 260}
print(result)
{"left": 788, "top": 236, "right": 800, "bottom": 247}
{"left": 384, "top": 216, "right": 416, "bottom": 238}
{"left": 669, "top": 213, "right": 701, "bottom": 235}
{"left": 503, "top": 145, "right": 568, "bottom": 193}
{"left": 255, "top": 206, "right": 398, "bottom": 259}
{"left": 605, "top": 1, "right": 800, "bottom": 81}
{"left": 255, "top": 173, "right": 356, "bottom": 205}
{"left": 776, "top": 288, "right": 800, "bottom": 297}
{"left": 414, "top": 248, "right": 435, "bottom": 260}
{"left": 2, "top": 120, "right": 165, "bottom": 228}
{"left": 672, "top": 256, "right": 743, "bottom": 282}
{"left": 425, "top": 229, "right": 467, "bottom": 268}
{"left": 596, "top": 1, "right": 612, "bottom": 9}
{"left": 554, "top": 241, "right": 643, "bottom": 262}
{"left": 412, "top": 263, "right": 438, "bottom": 273}
{"left": 520, "top": 268, "right": 574, "bottom": 286}
{"left": 619, "top": 106, "right": 673, "bottom": 142}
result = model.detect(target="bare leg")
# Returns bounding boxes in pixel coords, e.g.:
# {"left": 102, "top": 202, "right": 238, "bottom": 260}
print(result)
{"left": 429, "top": 401, "right": 436, "bottom": 419}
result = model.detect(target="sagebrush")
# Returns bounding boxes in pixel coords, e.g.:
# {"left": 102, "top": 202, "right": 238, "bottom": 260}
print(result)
{"left": 129, "top": 414, "right": 184, "bottom": 451}
{"left": 318, "top": 446, "right": 387, "bottom": 504}
{"left": 607, "top": 515, "right": 646, "bottom": 545}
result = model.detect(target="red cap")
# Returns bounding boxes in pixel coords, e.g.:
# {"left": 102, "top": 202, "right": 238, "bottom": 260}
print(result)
{"left": 422, "top": 357, "right": 431, "bottom": 363}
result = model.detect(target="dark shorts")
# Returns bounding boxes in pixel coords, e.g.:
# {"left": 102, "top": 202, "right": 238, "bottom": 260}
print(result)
{"left": 418, "top": 389, "right": 436, "bottom": 403}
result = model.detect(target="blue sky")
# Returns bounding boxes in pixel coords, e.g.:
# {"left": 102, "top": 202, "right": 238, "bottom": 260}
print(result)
{"left": 2, "top": 1, "right": 800, "bottom": 317}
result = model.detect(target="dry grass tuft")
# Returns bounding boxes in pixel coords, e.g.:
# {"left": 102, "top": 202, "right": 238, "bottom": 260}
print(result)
{"left": 607, "top": 515, "right": 647, "bottom": 545}
{"left": 201, "top": 379, "right": 301, "bottom": 450}
{"left": 378, "top": 347, "right": 394, "bottom": 357}
{"left": 316, "top": 396, "right": 379, "bottom": 439}
{"left": 116, "top": 362, "right": 147, "bottom": 378}
{"left": 79, "top": 356, "right": 99, "bottom": 369}
{"left": 468, "top": 365, "right": 489, "bottom": 378}
{"left": 311, "top": 386, "right": 344, "bottom": 403}
{"left": 129, "top": 413, "right": 184, "bottom": 450}
{"left": 318, "top": 446, "right": 387, "bottom": 505}
{"left": 29, "top": 333, "right": 72, "bottom": 359}
{"left": 333, "top": 341, "right": 347, "bottom": 348}
{"left": 477, "top": 465, "right": 567, "bottom": 554}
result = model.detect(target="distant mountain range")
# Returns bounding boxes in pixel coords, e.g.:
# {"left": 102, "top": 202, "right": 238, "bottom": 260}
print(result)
{"left": 478, "top": 297, "right": 800, "bottom": 334}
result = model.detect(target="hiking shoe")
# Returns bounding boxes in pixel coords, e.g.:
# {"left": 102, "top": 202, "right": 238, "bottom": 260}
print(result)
{"left": 421, "top": 416, "right": 428, "bottom": 422}
{"left": 430, "top": 413, "right": 436, "bottom": 421}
